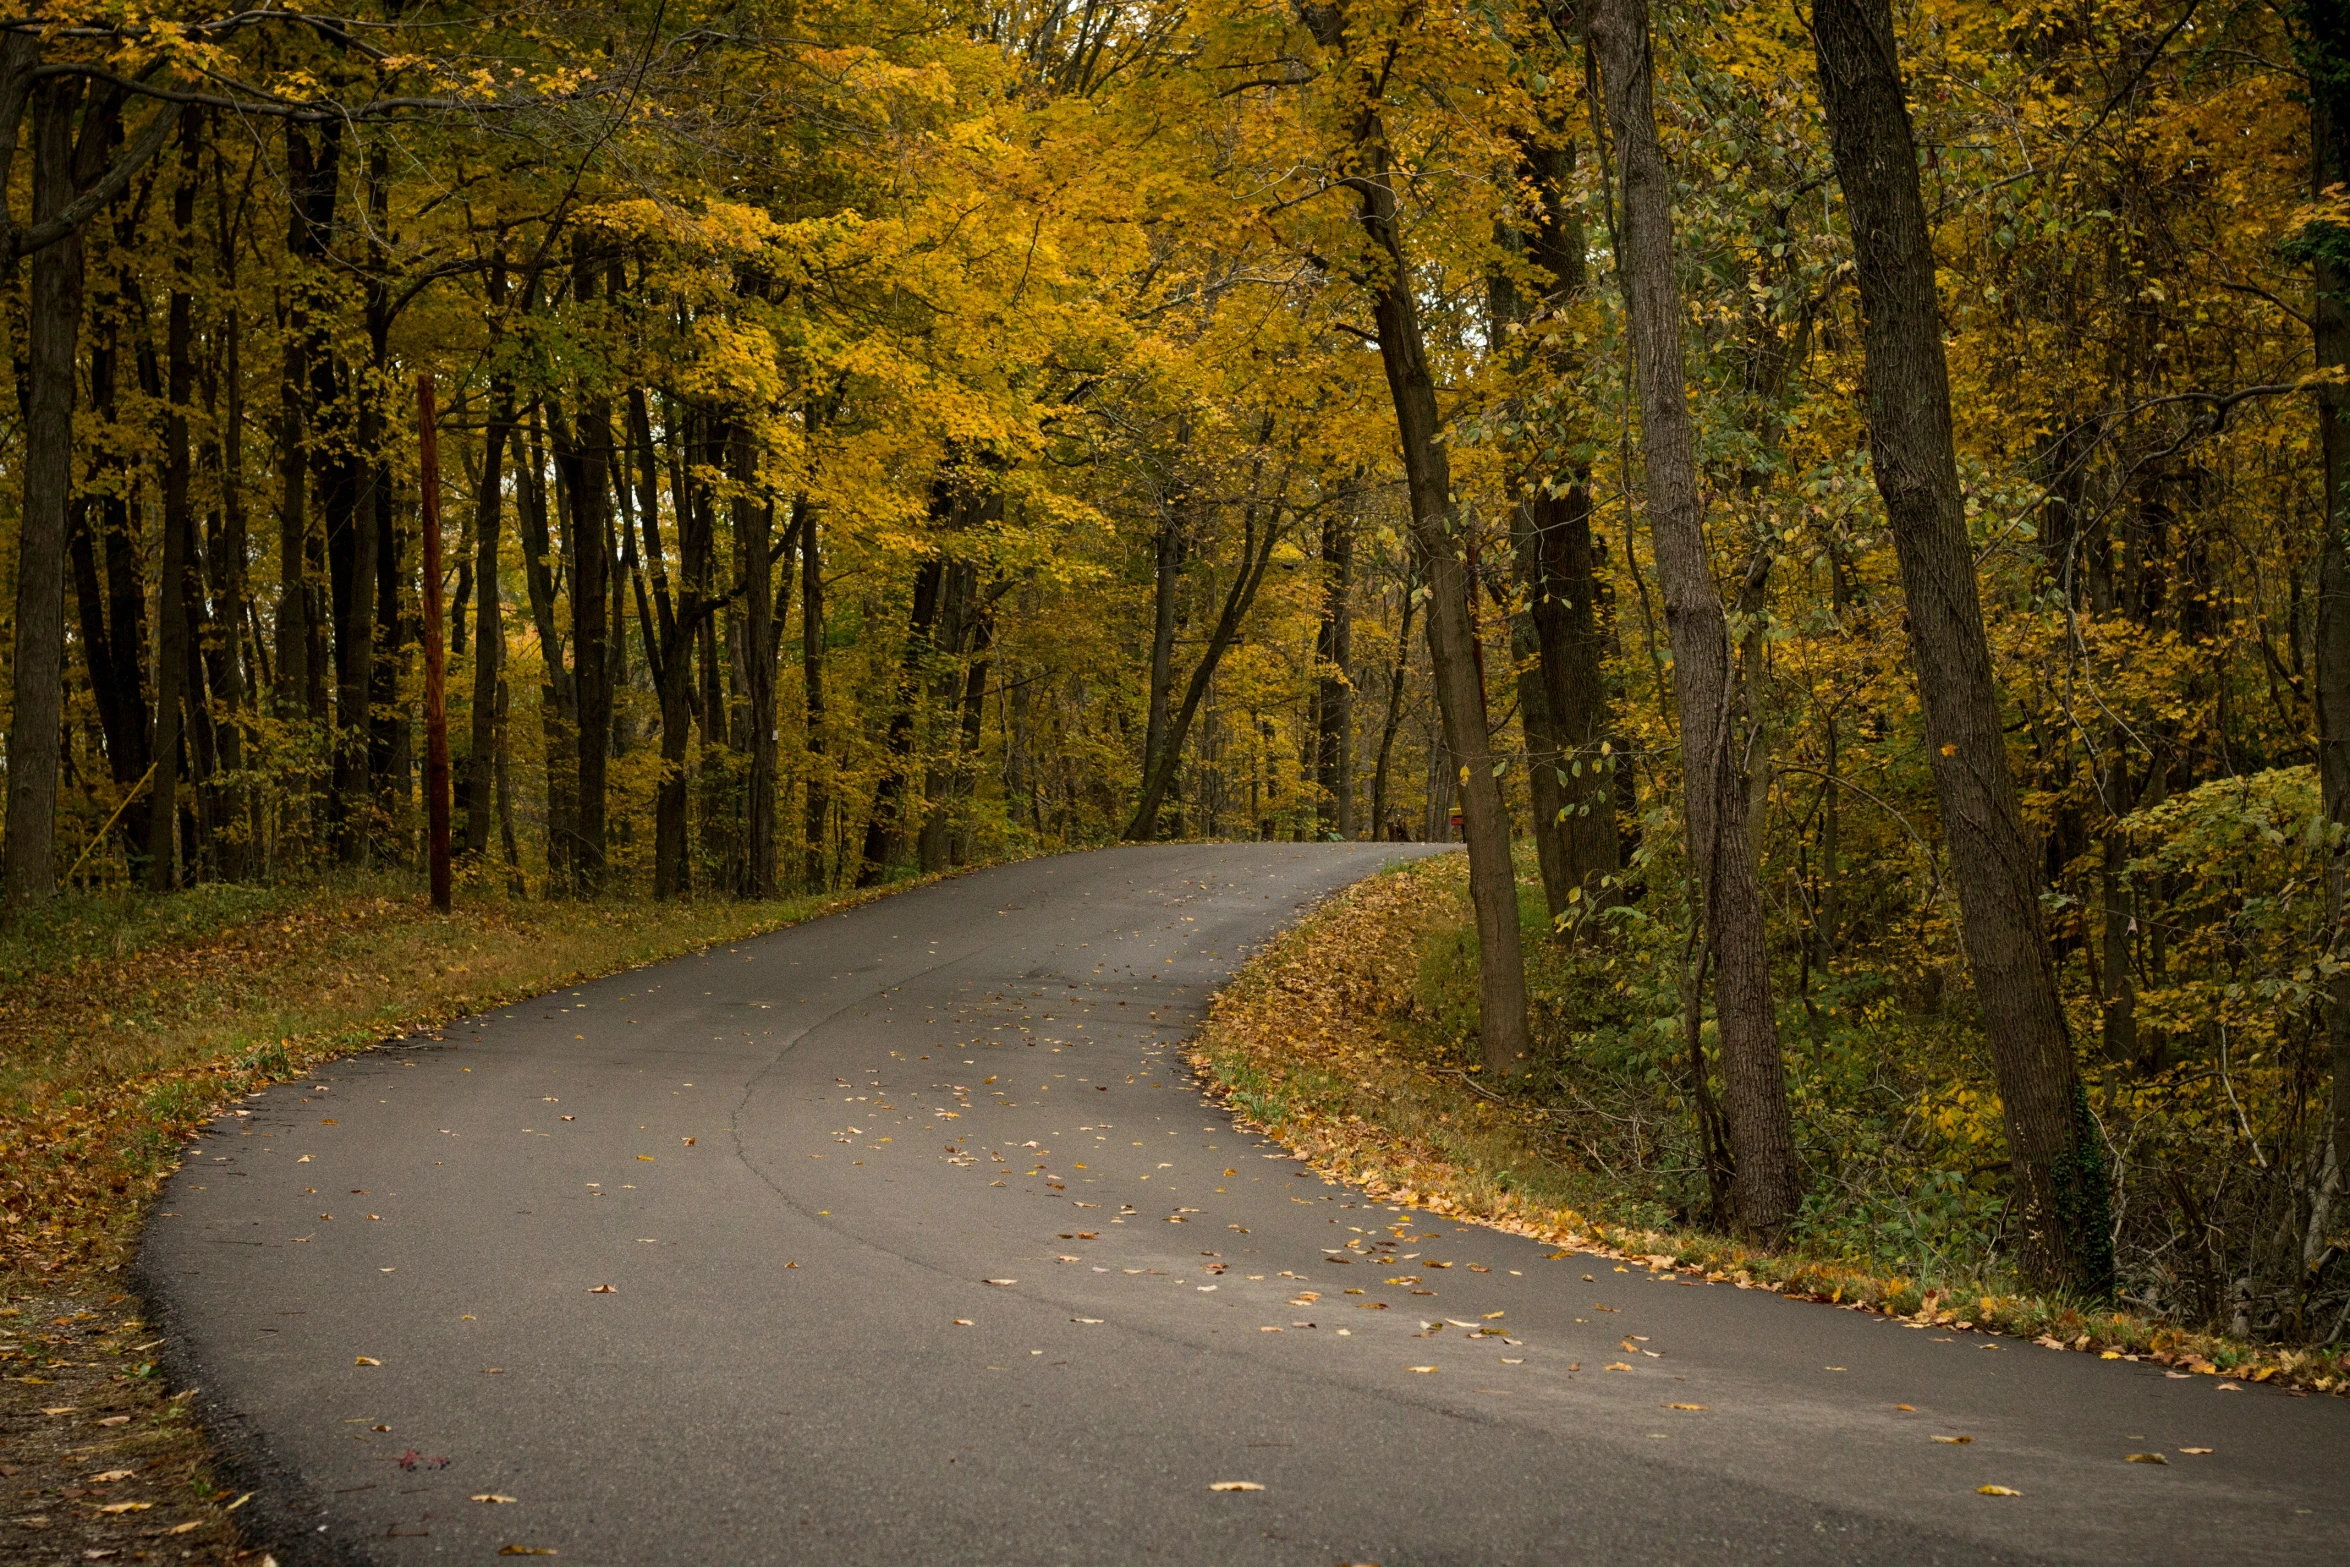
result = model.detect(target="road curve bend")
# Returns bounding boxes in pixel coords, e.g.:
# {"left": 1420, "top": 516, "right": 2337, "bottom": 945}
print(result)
{"left": 141, "top": 843, "right": 2347, "bottom": 1565}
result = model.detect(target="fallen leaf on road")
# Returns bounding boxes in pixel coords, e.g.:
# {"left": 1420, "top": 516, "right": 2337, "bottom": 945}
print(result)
{"left": 89, "top": 1471, "right": 134, "bottom": 1484}
{"left": 96, "top": 1502, "right": 152, "bottom": 1515}
{"left": 1605, "top": 1363, "right": 1634, "bottom": 1372}
{"left": 952, "top": 1318, "right": 974, "bottom": 1326}
{"left": 1895, "top": 1404, "right": 1916, "bottom": 1411}
{"left": 354, "top": 1356, "right": 382, "bottom": 1367}
{"left": 1665, "top": 1404, "right": 1707, "bottom": 1411}
{"left": 1071, "top": 1317, "right": 1103, "bottom": 1324}
{"left": 2126, "top": 1453, "right": 2168, "bottom": 1465}
{"left": 498, "top": 1547, "right": 558, "bottom": 1556}
{"left": 1207, "top": 1482, "right": 1264, "bottom": 1492}
{"left": 1408, "top": 1365, "right": 1436, "bottom": 1373}
{"left": 587, "top": 1284, "right": 617, "bottom": 1294}
{"left": 2180, "top": 1447, "right": 2213, "bottom": 1454}
{"left": 1933, "top": 1435, "right": 1973, "bottom": 1444}
{"left": 1977, "top": 1486, "right": 2019, "bottom": 1497}
{"left": 472, "top": 1494, "right": 519, "bottom": 1504}
{"left": 985, "top": 1279, "right": 1017, "bottom": 1286}
{"left": 38, "top": 1406, "right": 75, "bottom": 1417}
{"left": 1501, "top": 1358, "right": 1524, "bottom": 1364}
{"left": 637, "top": 1155, "right": 655, "bottom": 1162}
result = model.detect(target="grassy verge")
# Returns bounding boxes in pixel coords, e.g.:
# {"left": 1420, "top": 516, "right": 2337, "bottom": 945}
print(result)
{"left": 1187, "top": 855, "right": 2350, "bottom": 1396}
{"left": 0, "top": 866, "right": 971, "bottom": 1562}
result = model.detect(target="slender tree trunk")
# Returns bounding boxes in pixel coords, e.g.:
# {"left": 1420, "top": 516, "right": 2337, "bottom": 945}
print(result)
{"left": 1300, "top": 0, "right": 1532, "bottom": 1073}
{"left": 1125, "top": 496, "right": 1283, "bottom": 841}
{"left": 1141, "top": 510, "right": 1181, "bottom": 829}
{"left": 2, "top": 82, "right": 84, "bottom": 908}
{"left": 1592, "top": 0, "right": 1798, "bottom": 1234}
{"left": 1370, "top": 587, "right": 1416, "bottom": 839}
{"left": 1810, "top": 0, "right": 2112, "bottom": 1291}
{"left": 1316, "top": 513, "right": 1354, "bottom": 838}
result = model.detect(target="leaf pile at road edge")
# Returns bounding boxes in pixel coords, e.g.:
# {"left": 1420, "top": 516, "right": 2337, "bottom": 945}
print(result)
{"left": 1185, "top": 857, "right": 2350, "bottom": 1396}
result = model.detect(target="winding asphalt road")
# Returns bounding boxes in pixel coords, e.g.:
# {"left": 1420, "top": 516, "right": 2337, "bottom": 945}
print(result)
{"left": 141, "top": 844, "right": 2347, "bottom": 1565}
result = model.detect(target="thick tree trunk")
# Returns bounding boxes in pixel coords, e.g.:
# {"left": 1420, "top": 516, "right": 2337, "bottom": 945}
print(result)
{"left": 2305, "top": 3, "right": 2350, "bottom": 1264}
{"left": 1811, "top": 0, "right": 2111, "bottom": 1291}
{"left": 1592, "top": 0, "right": 1798, "bottom": 1235}
{"left": 465, "top": 376, "right": 512, "bottom": 860}
{"left": 737, "top": 425, "right": 779, "bottom": 898}
{"left": 562, "top": 269, "right": 614, "bottom": 892}
{"left": 2, "top": 82, "right": 83, "bottom": 908}
{"left": 149, "top": 119, "right": 200, "bottom": 891}
{"left": 516, "top": 411, "right": 577, "bottom": 889}
{"left": 802, "top": 505, "right": 829, "bottom": 891}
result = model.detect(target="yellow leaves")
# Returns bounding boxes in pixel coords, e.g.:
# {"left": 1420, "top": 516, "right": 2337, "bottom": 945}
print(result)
{"left": 354, "top": 1356, "right": 382, "bottom": 1366}
{"left": 97, "top": 1500, "right": 153, "bottom": 1515}
{"left": 473, "top": 1493, "right": 521, "bottom": 1504}
{"left": 1207, "top": 1481, "right": 1264, "bottom": 1491}
{"left": 1407, "top": 1365, "right": 1437, "bottom": 1373}
{"left": 1932, "top": 1435, "right": 1973, "bottom": 1445}
{"left": 1976, "top": 1486, "right": 2020, "bottom": 1497}
{"left": 2125, "top": 1453, "right": 2168, "bottom": 1465}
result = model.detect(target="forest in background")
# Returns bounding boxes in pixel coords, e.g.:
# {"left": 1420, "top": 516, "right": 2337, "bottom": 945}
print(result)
{"left": 0, "top": 0, "right": 2344, "bottom": 1342}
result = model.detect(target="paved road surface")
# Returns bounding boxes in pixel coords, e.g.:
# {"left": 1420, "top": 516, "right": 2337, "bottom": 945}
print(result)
{"left": 141, "top": 844, "right": 2349, "bottom": 1564}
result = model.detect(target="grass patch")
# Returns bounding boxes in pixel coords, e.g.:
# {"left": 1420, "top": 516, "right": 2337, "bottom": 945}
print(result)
{"left": 1187, "top": 855, "right": 2350, "bottom": 1394}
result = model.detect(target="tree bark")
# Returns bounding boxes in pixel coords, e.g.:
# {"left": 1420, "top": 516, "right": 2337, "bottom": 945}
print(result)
{"left": 737, "top": 424, "right": 780, "bottom": 898}
{"left": 464, "top": 365, "right": 513, "bottom": 860}
{"left": 1347, "top": 132, "right": 1534, "bottom": 1075}
{"left": 2, "top": 80, "right": 84, "bottom": 908}
{"left": 801, "top": 503, "right": 830, "bottom": 891}
{"left": 148, "top": 113, "right": 202, "bottom": 890}
{"left": 1592, "top": 0, "right": 1799, "bottom": 1235}
{"left": 1125, "top": 490, "right": 1284, "bottom": 841}
{"left": 1369, "top": 586, "right": 1416, "bottom": 840}
{"left": 1316, "top": 512, "right": 1355, "bottom": 838}
{"left": 1810, "top": 0, "right": 2112, "bottom": 1291}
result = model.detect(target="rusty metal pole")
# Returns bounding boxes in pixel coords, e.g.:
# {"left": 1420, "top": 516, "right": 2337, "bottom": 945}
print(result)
{"left": 418, "top": 373, "right": 452, "bottom": 912}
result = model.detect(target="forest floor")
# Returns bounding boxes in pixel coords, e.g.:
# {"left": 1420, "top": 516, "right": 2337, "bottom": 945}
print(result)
{"left": 0, "top": 865, "right": 959, "bottom": 1565}
{"left": 1186, "top": 854, "right": 2350, "bottom": 1399}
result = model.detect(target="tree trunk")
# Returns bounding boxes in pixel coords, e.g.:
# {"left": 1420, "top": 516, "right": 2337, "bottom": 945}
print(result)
{"left": 1353, "top": 156, "right": 1532, "bottom": 1075}
{"left": 516, "top": 410, "right": 577, "bottom": 889}
{"left": 1592, "top": 0, "right": 1798, "bottom": 1235}
{"left": 2, "top": 81, "right": 84, "bottom": 908}
{"left": 465, "top": 370, "right": 512, "bottom": 860}
{"left": 1125, "top": 491, "right": 1284, "bottom": 841}
{"left": 148, "top": 114, "right": 201, "bottom": 891}
{"left": 1370, "top": 587, "right": 1416, "bottom": 840}
{"left": 1316, "top": 513, "right": 1354, "bottom": 838}
{"left": 1811, "top": 0, "right": 2111, "bottom": 1291}
{"left": 737, "top": 425, "right": 779, "bottom": 898}
{"left": 802, "top": 504, "right": 829, "bottom": 891}
{"left": 1141, "top": 509, "right": 1181, "bottom": 831}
